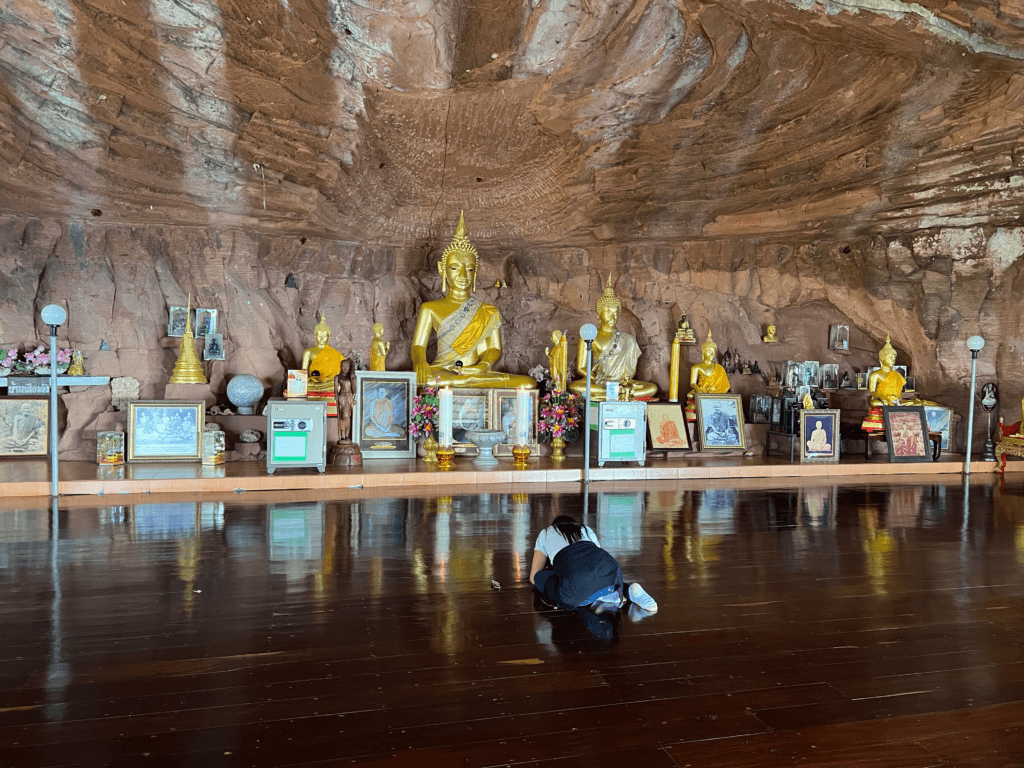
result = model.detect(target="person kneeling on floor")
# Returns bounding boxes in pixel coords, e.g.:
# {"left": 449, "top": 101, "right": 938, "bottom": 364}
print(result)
{"left": 529, "top": 514, "right": 658, "bottom": 614}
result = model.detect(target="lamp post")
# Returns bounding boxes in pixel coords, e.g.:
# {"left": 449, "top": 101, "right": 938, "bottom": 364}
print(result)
{"left": 40, "top": 304, "right": 67, "bottom": 497}
{"left": 580, "top": 323, "right": 597, "bottom": 485}
{"left": 964, "top": 335, "right": 985, "bottom": 475}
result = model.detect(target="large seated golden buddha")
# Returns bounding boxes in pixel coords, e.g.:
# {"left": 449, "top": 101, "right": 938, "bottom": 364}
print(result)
{"left": 410, "top": 213, "right": 536, "bottom": 389}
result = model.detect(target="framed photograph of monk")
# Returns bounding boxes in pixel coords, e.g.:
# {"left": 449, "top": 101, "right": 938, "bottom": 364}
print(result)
{"left": 0, "top": 397, "right": 49, "bottom": 457}
{"left": 695, "top": 394, "right": 746, "bottom": 452}
{"left": 883, "top": 406, "right": 931, "bottom": 463}
{"left": 799, "top": 409, "right": 840, "bottom": 463}
{"left": 354, "top": 371, "right": 416, "bottom": 459}
{"left": 646, "top": 404, "right": 690, "bottom": 452}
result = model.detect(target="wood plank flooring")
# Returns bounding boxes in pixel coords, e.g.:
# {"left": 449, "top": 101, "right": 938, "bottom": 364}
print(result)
{"left": 1, "top": 479, "right": 1023, "bottom": 766}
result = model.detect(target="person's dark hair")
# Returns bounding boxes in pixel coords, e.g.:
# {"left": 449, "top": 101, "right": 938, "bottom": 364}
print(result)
{"left": 552, "top": 514, "right": 584, "bottom": 544}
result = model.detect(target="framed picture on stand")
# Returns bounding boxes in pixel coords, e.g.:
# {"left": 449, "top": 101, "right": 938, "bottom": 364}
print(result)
{"left": 924, "top": 405, "right": 954, "bottom": 450}
{"left": 882, "top": 406, "right": 931, "bottom": 462}
{"left": 695, "top": 394, "right": 746, "bottom": 452}
{"left": 128, "top": 401, "right": 204, "bottom": 462}
{"left": 647, "top": 403, "right": 690, "bottom": 452}
{"left": 799, "top": 409, "right": 840, "bottom": 463}
{"left": 354, "top": 370, "right": 416, "bottom": 459}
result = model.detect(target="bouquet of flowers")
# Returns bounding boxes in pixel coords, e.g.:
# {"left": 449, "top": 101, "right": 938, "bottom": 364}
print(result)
{"left": 1, "top": 348, "right": 17, "bottom": 371}
{"left": 409, "top": 379, "right": 439, "bottom": 439}
{"left": 537, "top": 387, "right": 582, "bottom": 442}
{"left": 23, "top": 345, "right": 72, "bottom": 371}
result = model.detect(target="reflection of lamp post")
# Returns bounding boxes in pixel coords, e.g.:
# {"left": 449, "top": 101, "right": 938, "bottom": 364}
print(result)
{"left": 964, "top": 335, "right": 985, "bottom": 475}
{"left": 580, "top": 323, "right": 597, "bottom": 485}
{"left": 40, "top": 304, "right": 67, "bottom": 497}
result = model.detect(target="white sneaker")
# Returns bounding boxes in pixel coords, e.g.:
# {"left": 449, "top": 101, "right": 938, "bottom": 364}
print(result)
{"left": 628, "top": 583, "right": 658, "bottom": 613}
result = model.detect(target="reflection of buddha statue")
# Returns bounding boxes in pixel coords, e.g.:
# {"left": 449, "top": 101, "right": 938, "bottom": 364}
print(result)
{"left": 861, "top": 334, "right": 938, "bottom": 433}
{"left": 762, "top": 324, "right": 779, "bottom": 343}
{"left": 569, "top": 276, "right": 657, "bottom": 402}
{"left": 301, "top": 312, "right": 345, "bottom": 416}
{"left": 410, "top": 212, "right": 536, "bottom": 389}
{"left": 685, "top": 331, "right": 730, "bottom": 422}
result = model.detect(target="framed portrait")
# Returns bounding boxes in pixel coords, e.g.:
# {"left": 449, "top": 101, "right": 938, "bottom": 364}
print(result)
{"left": 0, "top": 397, "right": 49, "bottom": 456}
{"left": 820, "top": 363, "right": 839, "bottom": 391}
{"left": 647, "top": 403, "right": 691, "bottom": 451}
{"left": 128, "top": 401, "right": 204, "bottom": 462}
{"left": 924, "top": 405, "right": 954, "bottom": 450}
{"left": 770, "top": 397, "right": 783, "bottom": 426}
{"left": 695, "top": 394, "right": 746, "bottom": 451}
{"left": 748, "top": 395, "right": 771, "bottom": 424}
{"left": 828, "top": 325, "right": 850, "bottom": 351}
{"left": 784, "top": 360, "right": 802, "bottom": 390}
{"left": 801, "top": 361, "right": 820, "bottom": 388}
{"left": 167, "top": 306, "right": 188, "bottom": 338}
{"left": 799, "top": 409, "right": 840, "bottom": 463}
{"left": 451, "top": 388, "right": 490, "bottom": 455}
{"left": 489, "top": 388, "right": 539, "bottom": 456}
{"left": 354, "top": 371, "right": 416, "bottom": 459}
{"left": 882, "top": 406, "right": 931, "bottom": 462}
{"left": 194, "top": 308, "right": 217, "bottom": 338}
{"left": 856, "top": 372, "right": 867, "bottom": 390}
{"left": 203, "top": 332, "right": 225, "bottom": 361}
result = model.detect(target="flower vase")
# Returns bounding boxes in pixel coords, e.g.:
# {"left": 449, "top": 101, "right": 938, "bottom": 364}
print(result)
{"left": 551, "top": 435, "right": 566, "bottom": 461}
{"left": 422, "top": 434, "right": 439, "bottom": 464}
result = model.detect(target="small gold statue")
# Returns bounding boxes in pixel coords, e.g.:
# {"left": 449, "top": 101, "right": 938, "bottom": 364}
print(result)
{"left": 67, "top": 349, "right": 84, "bottom": 376}
{"left": 861, "top": 334, "right": 938, "bottom": 433}
{"left": 685, "top": 331, "right": 730, "bottom": 421}
{"left": 169, "top": 295, "right": 207, "bottom": 385}
{"left": 676, "top": 313, "right": 697, "bottom": 344}
{"left": 545, "top": 329, "right": 569, "bottom": 390}
{"left": 619, "top": 373, "right": 635, "bottom": 402}
{"left": 762, "top": 324, "right": 779, "bottom": 343}
{"left": 370, "top": 322, "right": 390, "bottom": 371}
{"left": 569, "top": 275, "right": 657, "bottom": 402}
{"left": 409, "top": 212, "right": 535, "bottom": 389}
{"left": 301, "top": 312, "right": 346, "bottom": 416}
{"left": 802, "top": 391, "right": 815, "bottom": 409}
{"left": 669, "top": 315, "right": 696, "bottom": 402}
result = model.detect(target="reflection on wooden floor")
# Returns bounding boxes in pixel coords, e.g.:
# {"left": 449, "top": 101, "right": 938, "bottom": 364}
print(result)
{"left": 2, "top": 479, "right": 1024, "bottom": 766}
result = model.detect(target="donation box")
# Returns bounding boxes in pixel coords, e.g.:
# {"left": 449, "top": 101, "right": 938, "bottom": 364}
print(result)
{"left": 266, "top": 398, "right": 327, "bottom": 474}
{"left": 590, "top": 401, "right": 647, "bottom": 467}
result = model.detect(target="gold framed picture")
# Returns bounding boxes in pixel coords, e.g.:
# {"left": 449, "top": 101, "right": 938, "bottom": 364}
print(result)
{"left": 128, "top": 401, "right": 204, "bottom": 462}
{"left": 695, "top": 394, "right": 746, "bottom": 452}
{"left": 647, "top": 403, "right": 690, "bottom": 451}
{"left": 488, "top": 388, "right": 539, "bottom": 456}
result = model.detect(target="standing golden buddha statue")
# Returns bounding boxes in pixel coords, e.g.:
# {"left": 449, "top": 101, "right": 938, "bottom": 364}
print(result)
{"left": 569, "top": 276, "right": 657, "bottom": 402}
{"left": 301, "top": 312, "right": 345, "bottom": 416}
{"left": 410, "top": 212, "right": 536, "bottom": 389}
{"left": 370, "top": 322, "right": 390, "bottom": 371}
{"left": 685, "top": 331, "right": 730, "bottom": 422}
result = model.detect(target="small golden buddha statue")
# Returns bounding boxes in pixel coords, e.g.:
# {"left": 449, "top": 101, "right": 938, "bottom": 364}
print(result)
{"left": 569, "top": 276, "right": 657, "bottom": 402}
{"left": 545, "top": 329, "right": 568, "bottom": 390}
{"left": 676, "top": 313, "right": 697, "bottom": 344}
{"left": 861, "top": 334, "right": 938, "bottom": 433}
{"left": 67, "top": 349, "right": 84, "bottom": 376}
{"left": 762, "top": 324, "right": 779, "bottom": 343}
{"left": 685, "top": 331, "right": 730, "bottom": 421}
{"left": 370, "top": 322, "right": 390, "bottom": 371}
{"left": 301, "top": 312, "right": 346, "bottom": 416}
{"left": 410, "top": 212, "right": 536, "bottom": 389}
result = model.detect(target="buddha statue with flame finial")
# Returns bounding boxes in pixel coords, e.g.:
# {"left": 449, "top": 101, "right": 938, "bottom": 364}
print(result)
{"left": 569, "top": 275, "right": 657, "bottom": 402}
{"left": 410, "top": 212, "right": 536, "bottom": 389}
{"left": 684, "top": 330, "right": 730, "bottom": 422}
{"left": 301, "top": 312, "right": 346, "bottom": 416}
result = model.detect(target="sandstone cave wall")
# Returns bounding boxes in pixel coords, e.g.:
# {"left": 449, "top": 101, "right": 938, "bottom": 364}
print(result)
{"left": 2, "top": 214, "right": 1021, "bottom": 460}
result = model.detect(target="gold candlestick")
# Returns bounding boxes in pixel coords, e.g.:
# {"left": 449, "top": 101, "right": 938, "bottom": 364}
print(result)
{"left": 511, "top": 443, "right": 531, "bottom": 469}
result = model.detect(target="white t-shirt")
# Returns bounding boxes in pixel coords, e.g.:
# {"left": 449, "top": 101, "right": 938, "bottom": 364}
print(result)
{"left": 535, "top": 524, "right": 600, "bottom": 562}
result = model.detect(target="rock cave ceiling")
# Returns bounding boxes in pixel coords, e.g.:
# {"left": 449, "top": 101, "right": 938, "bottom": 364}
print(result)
{"left": 2, "top": 0, "right": 1024, "bottom": 252}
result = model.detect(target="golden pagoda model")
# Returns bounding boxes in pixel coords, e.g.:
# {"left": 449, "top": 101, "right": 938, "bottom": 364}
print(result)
{"left": 169, "top": 296, "right": 207, "bottom": 384}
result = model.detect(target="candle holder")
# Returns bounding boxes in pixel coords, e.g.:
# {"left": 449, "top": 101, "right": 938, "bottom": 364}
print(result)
{"left": 435, "top": 445, "right": 456, "bottom": 471}
{"left": 511, "top": 443, "right": 531, "bottom": 469}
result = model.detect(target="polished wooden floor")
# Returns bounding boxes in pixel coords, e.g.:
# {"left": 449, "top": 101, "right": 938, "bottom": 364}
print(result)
{"left": 2, "top": 478, "right": 1024, "bottom": 767}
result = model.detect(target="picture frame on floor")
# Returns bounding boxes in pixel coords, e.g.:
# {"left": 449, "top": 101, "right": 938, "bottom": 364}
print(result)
{"left": 883, "top": 405, "right": 931, "bottom": 462}
{"left": 0, "top": 396, "right": 49, "bottom": 457}
{"left": 489, "top": 388, "right": 539, "bottom": 456}
{"left": 924, "top": 405, "right": 954, "bottom": 451}
{"left": 647, "top": 403, "right": 691, "bottom": 451}
{"left": 354, "top": 370, "right": 416, "bottom": 459}
{"left": 799, "top": 409, "right": 840, "bottom": 463}
{"left": 128, "top": 401, "right": 204, "bottom": 462}
{"left": 695, "top": 393, "right": 746, "bottom": 451}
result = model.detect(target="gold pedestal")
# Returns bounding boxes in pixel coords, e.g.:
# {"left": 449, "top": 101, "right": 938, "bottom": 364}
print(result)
{"left": 550, "top": 435, "right": 566, "bottom": 462}
{"left": 422, "top": 434, "right": 438, "bottom": 464}
{"left": 435, "top": 445, "right": 455, "bottom": 471}
{"left": 512, "top": 443, "right": 531, "bottom": 469}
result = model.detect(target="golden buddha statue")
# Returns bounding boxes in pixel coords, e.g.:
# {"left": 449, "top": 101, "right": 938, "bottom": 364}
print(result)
{"left": 762, "top": 324, "right": 779, "bottom": 343}
{"left": 545, "top": 329, "right": 568, "bottom": 390}
{"left": 684, "top": 331, "right": 730, "bottom": 421}
{"left": 569, "top": 276, "right": 657, "bottom": 402}
{"left": 410, "top": 212, "right": 535, "bottom": 389}
{"left": 301, "top": 312, "right": 345, "bottom": 416}
{"left": 370, "top": 322, "right": 390, "bottom": 371}
{"left": 861, "top": 334, "right": 937, "bottom": 433}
